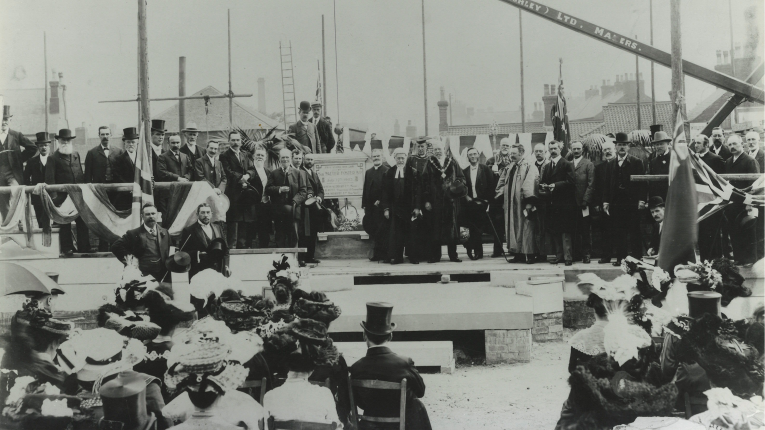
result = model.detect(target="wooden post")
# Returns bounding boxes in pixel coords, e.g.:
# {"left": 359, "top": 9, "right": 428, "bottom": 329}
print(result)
{"left": 728, "top": 0, "right": 738, "bottom": 124}
{"left": 421, "top": 0, "right": 428, "bottom": 135}
{"left": 322, "top": 15, "right": 327, "bottom": 111}
{"left": 519, "top": 9, "right": 525, "bottom": 133}
{"left": 650, "top": 0, "right": 657, "bottom": 125}
{"left": 333, "top": 0, "right": 340, "bottom": 123}
{"left": 138, "top": 0, "right": 151, "bottom": 150}
{"left": 44, "top": 32, "right": 48, "bottom": 136}
{"left": 228, "top": 9, "right": 233, "bottom": 127}
{"left": 636, "top": 35, "right": 641, "bottom": 130}
{"left": 670, "top": 0, "right": 685, "bottom": 122}
{"left": 179, "top": 56, "right": 186, "bottom": 136}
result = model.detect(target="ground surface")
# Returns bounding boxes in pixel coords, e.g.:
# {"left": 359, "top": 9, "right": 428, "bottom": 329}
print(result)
{"left": 421, "top": 331, "right": 573, "bottom": 430}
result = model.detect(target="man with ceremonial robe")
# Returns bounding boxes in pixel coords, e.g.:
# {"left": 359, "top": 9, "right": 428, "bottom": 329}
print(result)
{"left": 539, "top": 140, "right": 576, "bottom": 266}
{"left": 266, "top": 148, "right": 309, "bottom": 249}
{"left": 0, "top": 105, "right": 37, "bottom": 219}
{"left": 363, "top": 148, "right": 389, "bottom": 261}
{"left": 382, "top": 148, "right": 420, "bottom": 264}
{"left": 45, "top": 129, "right": 91, "bottom": 256}
{"left": 486, "top": 137, "right": 513, "bottom": 258}
{"left": 404, "top": 137, "right": 431, "bottom": 264}
{"left": 298, "top": 152, "right": 325, "bottom": 265}
{"left": 220, "top": 131, "right": 256, "bottom": 249}
{"left": 421, "top": 140, "right": 465, "bottom": 263}
{"left": 496, "top": 142, "right": 538, "bottom": 263}
{"left": 462, "top": 147, "right": 494, "bottom": 260}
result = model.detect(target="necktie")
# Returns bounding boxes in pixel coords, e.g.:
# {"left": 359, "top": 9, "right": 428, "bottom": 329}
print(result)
{"left": 210, "top": 158, "right": 216, "bottom": 184}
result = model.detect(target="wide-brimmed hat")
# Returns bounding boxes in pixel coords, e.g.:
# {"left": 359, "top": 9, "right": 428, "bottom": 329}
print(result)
{"left": 212, "top": 289, "right": 269, "bottom": 333}
{"left": 207, "top": 238, "right": 228, "bottom": 260}
{"left": 614, "top": 132, "right": 631, "bottom": 144}
{"left": 293, "top": 292, "right": 342, "bottom": 326}
{"left": 98, "top": 304, "right": 161, "bottom": 341}
{"left": 15, "top": 299, "right": 72, "bottom": 335}
{"left": 290, "top": 318, "right": 329, "bottom": 343}
{"left": 651, "top": 131, "right": 672, "bottom": 144}
{"left": 75, "top": 329, "right": 146, "bottom": 384}
{"left": 122, "top": 127, "right": 140, "bottom": 140}
{"left": 360, "top": 302, "right": 396, "bottom": 335}
{"left": 165, "top": 251, "right": 191, "bottom": 273}
{"left": 647, "top": 196, "right": 665, "bottom": 210}
{"left": 182, "top": 121, "right": 199, "bottom": 133}
{"left": 34, "top": 132, "right": 51, "bottom": 144}
{"left": 299, "top": 101, "right": 312, "bottom": 112}
{"left": 151, "top": 119, "right": 166, "bottom": 132}
{"left": 142, "top": 283, "right": 196, "bottom": 329}
{"left": 2, "top": 105, "right": 11, "bottom": 119}
{"left": 310, "top": 101, "right": 322, "bottom": 108}
{"left": 55, "top": 129, "right": 76, "bottom": 140}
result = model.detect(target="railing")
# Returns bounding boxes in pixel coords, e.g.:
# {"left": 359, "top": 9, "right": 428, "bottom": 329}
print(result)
{"left": 631, "top": 174, "right": 763, "bottom": 181}
{"left": 0, "top": 182, "right": 187, "bottom": 193}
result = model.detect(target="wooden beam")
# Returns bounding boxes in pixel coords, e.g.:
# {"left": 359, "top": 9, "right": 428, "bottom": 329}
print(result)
{"left": 99, "top": 93, "right": 252, "bottom": 104}
{"left": 631, "top": 174, "right": 763, "bottom": 181}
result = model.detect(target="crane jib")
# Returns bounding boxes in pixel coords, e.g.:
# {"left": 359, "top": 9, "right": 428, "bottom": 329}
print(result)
{"left": 499, "top": 0, "right": 764, "bottom": 105}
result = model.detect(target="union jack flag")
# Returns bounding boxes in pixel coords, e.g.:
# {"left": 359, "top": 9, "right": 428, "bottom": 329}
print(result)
{"left": 131, "top": 124, "right": 154, "bottom": 227}
{"left": 315, "top": 61, "right": 322, "bottom": 105}
{"left": 691, "top": 152, "right": 764, "bottom": 222}
{"left": 551, "top": 58, "right": 570, "bottom": 146}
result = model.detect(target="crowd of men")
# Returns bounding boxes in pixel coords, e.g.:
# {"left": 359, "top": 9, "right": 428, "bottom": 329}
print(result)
{"left": 362, "top": 127, "right": 763, "bottom": 266}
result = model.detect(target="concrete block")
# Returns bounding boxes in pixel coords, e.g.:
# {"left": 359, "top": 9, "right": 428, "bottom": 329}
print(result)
{"left": 485, "top": 329, "right": 531, "bottom": 364}
{"left": 490, "top": 271, "right": 530, "bottom": 288}
{"left": 516, "top": 281, "right": 564, "bottom": 314}
{"left": 310, "top": 275, "right": 354, "bottom": 293}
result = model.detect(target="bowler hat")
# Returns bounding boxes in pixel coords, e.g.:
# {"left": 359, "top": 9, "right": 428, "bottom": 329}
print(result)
{"left": 165, "top": 251, "right": 191, "bottom": 273}
{"left": 449, "top": 182, "right": 468, "bottom": 199}
{"left": 299, "top": 101, "right": 312, "bottom": 112}
{"left": 122, "top": 127, "right": 140, "bottom": 140}
{"left": 648, "top": 196, "right": 665, "bottom": 210}
{"left": 151, "top": 119, "right": 166, "bottom": 132}
{"left": 614, "top": 132, "right": 631, "bottom": 144}
{"left": 34, "top": 132, "right": 51, "bottom": 144}
{"left": 55, "top": 129, "right": 76, "bottom": 140}
{"left": 99, "top": 371, "right": 150, "bottom": 430}
{"left": 360, "top": 302, "right": 396, "bottom": 335}
{"left": 311, "top": 101, "right": 322, "bottom": 108}
{"left": 687, "top": 291, "right": 721, "bottom": 319}
{"left": 2, "top": 105, "right": 11, "bottom": 119}
{"left": 182, "top": 121, "right": 199, "bottom": 132}
{"left": 652, "top": 131, "right": 672, "bottom": 144}
{"left": 207, "top": 237, "right": 228, "bottom": 260}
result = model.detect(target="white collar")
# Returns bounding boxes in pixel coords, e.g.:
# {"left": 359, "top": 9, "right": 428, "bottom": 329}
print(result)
{"left": 751, "top": 148, "right": 759, "bottom": 156}
{"left": 186, "top": 142, "right": 197, "bottom": 148}
{"left": 617, "top": 154, "right": 627, "bottom": 161}
{"left": 39, "top": 154, "right": 48, "bottom": 163}
{"left": 143, "top": 224, "right": 157, "bottom": 235}
{"left": 255, "top": 164, "right": 266, "bottom": 171}
{"left": 470, "top": 163, "right": 478, "bottom": 169}
{"left": 208, "top": 154, "right": 216, "bottom": 164}
{"left": 437, "top": 156, "right": 446, "bottom": 165}
{"left": 733, "top": 153, "right": 742, "bottom": 162}
{"left": 198, "top": 220, "right": 212, "bottom": 229}
{"left": 301, "top": 120, "right": 310, "bottom": 126}
{"left": 373, "top": 164, "right": 382, "bottom": 170}
{"left": 550, "top": 155, "right": 562, "bottom": 163}
{"left": 573, "top": 156, "right": 582, "bottom": 162}
{"left": 697, "top": 148, "right": 709, "bottom": 156}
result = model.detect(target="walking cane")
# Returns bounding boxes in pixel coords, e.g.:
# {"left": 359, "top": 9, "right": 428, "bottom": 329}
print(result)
{"left": 483, "top": 203, "right": 512, "bottom": 263}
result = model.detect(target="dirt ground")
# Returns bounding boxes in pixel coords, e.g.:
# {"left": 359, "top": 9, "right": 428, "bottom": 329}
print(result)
{"left": 421, "top": 331, "right": 574, "bottom": 430}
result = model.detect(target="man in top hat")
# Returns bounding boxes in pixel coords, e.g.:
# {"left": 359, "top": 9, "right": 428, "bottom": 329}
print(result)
{"left": 570, "top": 141, "right": 595, "bottom": 264}
{"left": 710, "top": 127, "right": 732, "bottom": 160}
{"left": 539, "top": 140, "right": 577, "bottom": 266}
{"left": 112, "top": 127, "right": 142, "bottom": 211}
{"left": 309, "top": 101, "right": 335, "bottom": 153}
{"left": 646, "top": 196, "right": 665, "bottom": 257}
{"left": 647, "top": 131, "right": 671, "bottom": 201}
{"left": 363, "top": 148, "right": 390, "bottom": 261}
{"left": 496, "top": 142, "right": 538, "bottom": 263}
{"left": 45, "top": 128, "right": 92, "bottom": 256}
{"left": 180, "top": 203, "right": 230, "bottom": 279}
{"left": 298, "top": 152, "right": 325, "bottom": 264}
{"left": 24, "top": 132, "right": 53, "bottom": 235}
{"left": 289, "top": 101, "right": 320, "bottom": 154}
{"left": 149, "top": 119, "right": 166, "bottom": 176}
{"left": 220, "top": 131, "right": 257, "bottom": 249}
{"left": 180, "top": 121, "right": 202, "bottom": 166}
{"left": 247, "top": 144, "right": 272, "bottom": 248}
{"left": 593, "top": 141, "right": 615, "bottom": 264}
{"left": 462, "top": 147, "right": 493, "bottom": 260}
{"left": 266, "top": 148, "right": 310, "bottom": 248}
{"left": 422, "top": 139, "right": 466, "bottom": 263}
{"left": 350, "top": 303, "right": 432, "bottom": 430}
{"left": 84, "top": 126, "right": 124, "bottom": 251}
{"left": 382, "top": 148, "right": 420, "bottom": 264}
{"left": 111, "top": 203, "right": 172, "bottom": 283}
{"left": 486, "top": 137, "right": 514, "bottom": 258}
{"left": 691, "top": 134, "right": 725, "bottom": 174}
{"left": 0, "top": 105, "right": 38, "bottom": 219}
{"left": 602, "top": 132, "right": 647, "bottom": 265}
{"left": 745, "top": 130, "right": 764, "bottom": 173}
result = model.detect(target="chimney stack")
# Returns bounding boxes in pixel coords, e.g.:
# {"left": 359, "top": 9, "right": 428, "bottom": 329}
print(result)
{"left": 716, "top": 50, "right": 722, "bottom": 65}
{"left": 405, "top": 120, "right": 417, "bottom": 138}
{"left": 49, "top": 79, "right": 60, "bottom": 115}
{"left": 257, "top": 78, "right": 266, "bottom": 114}
{"left": 550, "top": 84, "right": 556, "bottom": 95}
{"left": 723, "top": 50, "right": 729, "bottom": 64}
{"left": 394, "top": 119, "right": 400, "bottom": 135}
{"left": 544, "top": 84, "right": 550, "bottom": 95}
{"left": 437, "top": 88, "right": 449, "bottom": 132}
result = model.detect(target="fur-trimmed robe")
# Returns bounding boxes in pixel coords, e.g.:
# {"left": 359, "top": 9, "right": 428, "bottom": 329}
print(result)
{"left": 421, "top": 156, "right": 466, "bottom": 245}
{"left": 496, "top": 159, "right": 539, "bottom": 254}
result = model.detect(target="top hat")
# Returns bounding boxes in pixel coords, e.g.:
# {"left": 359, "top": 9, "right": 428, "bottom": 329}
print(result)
{"left": 370, "top": 139, "right": 383, "bottom": 151}
{"left": 652, "top": 131, "right": 672, "bottom": 144}
{"left": 647, "top": 196, "right": 665, "bottom": 210}
{"left": 299, "top": 101, "right": 312, "bottom": 112}
{"left": 150, "top": 119, "right": 166, "bottom": 132}
{"left": 122, "top": 127, "right": 140, "bottom": 140}
{"left": 207, "top": 237, "right": 228, "bottom": 260}
{"left": 614, "top": 132, "right": 631, "bottom": 144}
{"left": 2, "top": 105, "right": 11, "bottom": 119}
{"left": 649, "top": 124, "right": 664, "bottom": 136}
{"left": 99, "top": 371, "right": 150, "bottom": 430}
{"left": 290, "top": 318, "right": 329, "bottom": 343}
{"left": 687, "top": 291, "right": 721, "bottom": 319}
{"left": 34, "top": 132, "right": 51, "bottom": 144}
{"left": 449, "top": 182, "right": 468, "bottom": 199}
{"left": 165, "top": 251, "right": 191, "bottom": 273}
{"left": 360, "top": 302, "right": 396, "bottom": 335}
{"left": 55, "top": 129, "right": 76, "bottom": 140}
{"left": 362, "top": 212, "right": 376, "bottom": 235}
{"left": 182, "top": 121, "right": 199, "bottom": 132}
{"left": 311, "top": 101, "right": 322, "bottom": 108}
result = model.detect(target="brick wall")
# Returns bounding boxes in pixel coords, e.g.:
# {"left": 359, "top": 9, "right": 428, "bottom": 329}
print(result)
{"left": 532, "top": 311, "right": 563, "bottom": 342}
{"left": 485, "top": 329, "right": 531, "bottom": 364}
{"left": 563, "top": 300, "right": 595, "bottom": 329}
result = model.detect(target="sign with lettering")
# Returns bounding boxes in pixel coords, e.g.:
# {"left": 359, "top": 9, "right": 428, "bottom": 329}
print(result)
{"left": 315, "top": 162, "right": 365, "bottom": 197}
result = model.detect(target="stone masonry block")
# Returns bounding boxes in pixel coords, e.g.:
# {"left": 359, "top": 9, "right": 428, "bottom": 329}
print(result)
{"left": 516, "top": 281, "right": 564, "bottom": 314}
{"left": 485, "top": 329, "right": 531, "bottom": 364}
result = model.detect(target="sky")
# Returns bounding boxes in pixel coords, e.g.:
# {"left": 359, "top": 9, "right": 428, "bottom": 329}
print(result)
{"left": 0, "top": 0, "right": 762, "bottom": 138}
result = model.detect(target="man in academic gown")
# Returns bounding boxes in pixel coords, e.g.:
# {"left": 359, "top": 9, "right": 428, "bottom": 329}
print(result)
{"left": 179, "top": 202, "right": 230, "bottom": 279}
{"left": 486, "top": 137, "right": 513, "bottom": 257}
{"left": 23, "top": 133, "right": 52, "bottom": 232}
{"left": 539, "top": 140, "right": 577, "bottom": 266}
{"left": 463, "top": 148, "right": 494, "bottom": 260}
{"left": 421, "top": 140, "right": 466, "bottom": 263}
{"left": 404, "top": 137, "right": 432, "bottom": 264}
{"left": 220, "top": 131, "right": 257, "bottom": 249}
{"left": 603, "top": 132, "right": 647, "bottom": 265}
{"left": 350, "top": 303, "right": 432, "bottom": 430}
{"left": 382, "top": 148, "right": 420, "bottom": 264}
{"left": 495, "top": 143, "right": 538, "bottom": 263}
{"left": 363, "top": 147, "right": 390, "bottom": 261}
{"left": 0, "top": 105, "right": 38, "bottom": 219}
{"left": 266, "top": 148, "right": 309, "bottom": 248}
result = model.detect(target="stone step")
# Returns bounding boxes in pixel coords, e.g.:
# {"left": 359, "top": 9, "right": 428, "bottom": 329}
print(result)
{"left": 335, "top": 341, "right": 455, "bottom": 374}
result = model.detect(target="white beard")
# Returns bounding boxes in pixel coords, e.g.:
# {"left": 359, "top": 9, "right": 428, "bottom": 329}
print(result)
{"left": 58, "top": 143, "right": 73, "bottom": 155}
{"left": 254, "top": 160, "right": 265, "bottom": 169}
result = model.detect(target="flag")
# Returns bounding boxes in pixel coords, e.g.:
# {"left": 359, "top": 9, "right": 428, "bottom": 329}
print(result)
{"left": 551, "top": 59, "right": 570, "bottom": 146}
{"left": 315, "top": 61, "right": 322, "bottom": 105}
{"left": 690, "top": 153, "right": 765, "bottom": 222}
{"left": 131, "top": 124, "right": 154, "bottom": 227}
{"left": 658, "top": 98, "right": 698, "bottom": 271}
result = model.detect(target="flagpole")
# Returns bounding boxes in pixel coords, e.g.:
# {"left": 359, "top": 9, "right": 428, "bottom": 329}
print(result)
{"left": 636, "top": 35, "right": 641, "bottom": 131}
{"left": 44, "top": 32, "right": 49, "bottom": 138}
{"left": 421, "top": 0, "right": 429, "bottom": 135}
{"left": 333, "top": 0, "right": 340, "bottom": 124}
{"left": 228, "top": 9, "right": 233, "bottom": 128}
{"left": 519, "top": 9, "right": 525, "bottom": 133}
{"left": 670, "top": 0, "right": 685, "bottom": 125}
{"left": 136, "top": 0, "right": 151, "bottom": 228}
{"left": 322, "top": 14, "right": 327, "bottom": 113}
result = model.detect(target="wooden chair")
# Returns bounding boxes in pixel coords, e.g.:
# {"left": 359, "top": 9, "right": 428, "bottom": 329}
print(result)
{"left": 239, "top": 377, "right": 268, "bottom": 405}
{"left": 348, "top": 378, "right": 407, "bottom": 430}
{"left": 267, "top": 416, "right": 338, "bottom": 430}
